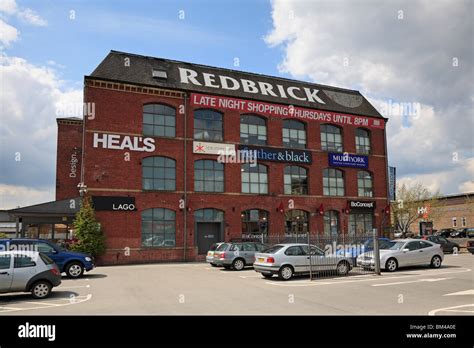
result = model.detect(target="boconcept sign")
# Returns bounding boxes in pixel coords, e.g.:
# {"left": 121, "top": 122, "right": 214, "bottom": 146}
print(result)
{"left": 179, "top": 68, "right": 326, "bottom": 105}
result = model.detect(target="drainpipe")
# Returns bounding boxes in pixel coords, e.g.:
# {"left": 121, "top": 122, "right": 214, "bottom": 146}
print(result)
{"left": 383, "top": 118, "right": 390, "bottom": 237}
{"left": 79, "top": 81, "right": 87, "bottom": 196}
{"left": 183, "top": 93, "right": 188, "bottom": 262}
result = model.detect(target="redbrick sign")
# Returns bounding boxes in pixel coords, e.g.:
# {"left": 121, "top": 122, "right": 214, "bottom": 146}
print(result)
{"left": 190, "top": 93, "right": 385, "bottom": 129}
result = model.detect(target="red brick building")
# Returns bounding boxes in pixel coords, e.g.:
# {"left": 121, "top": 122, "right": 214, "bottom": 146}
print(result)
{"left": 56, "top": 51, "right": 390, "bottom": 264}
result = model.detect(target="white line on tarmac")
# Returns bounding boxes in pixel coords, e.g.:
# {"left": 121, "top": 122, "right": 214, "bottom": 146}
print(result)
{"left": 443, "top": 289, "right": 474, "bottom": 296}
{"left": 58, "top": 285, "right": 91, "bottom": 289}
{"left": 372, "top": 278, "right": 450, "bottom": 287}
{"left": 0, "top": 294, "right": 92, "bottom": 313}
{"left": 428, "top": 303, "right": 474, "bottom": 316}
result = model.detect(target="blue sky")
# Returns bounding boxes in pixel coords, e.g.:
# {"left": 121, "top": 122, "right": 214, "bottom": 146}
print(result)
{"left": 0, "top": 0, "right": 472, "bottom": 209}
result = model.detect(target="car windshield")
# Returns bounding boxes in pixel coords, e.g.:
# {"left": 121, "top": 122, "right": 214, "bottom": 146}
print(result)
{"left": 388, "top": 241, "right": 405, "bottom": 250}
{"left": 209, "top": 243, "right": 219, "bottom": 251}
{"left": 215, "top": 243, "right": 229, "bottom": 251}
{"left": 262, "top": 245, "right": 284, "bottom": 254}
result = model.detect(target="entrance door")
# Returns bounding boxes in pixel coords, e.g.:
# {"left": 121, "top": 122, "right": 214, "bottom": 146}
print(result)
{"left": 196, "top": 222, "right": 221, "bottom": 255}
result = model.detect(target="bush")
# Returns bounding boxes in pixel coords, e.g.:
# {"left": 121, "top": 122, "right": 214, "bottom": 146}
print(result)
{"left": 70, "top": 195, "right": 106, "bottom": 257}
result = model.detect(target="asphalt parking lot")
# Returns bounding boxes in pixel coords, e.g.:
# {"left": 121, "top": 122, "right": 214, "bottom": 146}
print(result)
{"left": 0, "top": 254, "right": 472, "bottom": 315}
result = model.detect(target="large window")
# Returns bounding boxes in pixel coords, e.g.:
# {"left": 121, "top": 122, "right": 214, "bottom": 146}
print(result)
{"left": 194, "top": 160, "right": 224, "bottom": 192}
{"left": 324, "top": 210, "right": 340, "bottom": 236}
{"left": 355, "top": 128, "right": 371, "bottom": 154}
{"left": 357, "top": 171, "right": 373, "bottom": 197}
{"left": 194, "top": 109, "right": 223, "bottom": 141}
{"left": 240, "top": 115, "right": 267, "bottom": 145}
{"left": 142, "top": 156, "right": 176, "bottom": 191}
{"left": 321, "top": 124, "right": 343, "bottom": 152}
{"left": 323, "top": 168, "right": 344, "bottom": 196}
{"left": 194, "top": 208, "right": 224, "bottom": 222}
{"left": 282, "top": 119, "right": 306, "bottom": 148}
{"left": 241, "top": 164, "right": 268, "bottom": 194}
{"left": 241, "top": 209, "right": 268, "bottom": 234}
{"left": 284, "top": 166, "right": 308, "bottom": 195}
{"left": 285, "top": 210, "right": 309, "bottom": 235}
{"left": 143, "top": 104, "right": 176, "bottom": 137}
{"left": 349, "top": 213, "right": 373, "bottom": 237}
{"left": 142, "top": 208, "right": 176, "bottom": 247}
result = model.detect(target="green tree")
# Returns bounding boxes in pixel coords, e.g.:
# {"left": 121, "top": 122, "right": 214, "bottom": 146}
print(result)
{"left": 71, "top": 195, "right": 106, "bottom": 257}
{"left": 0, "top": 232, "right": 8, "bottom": 239}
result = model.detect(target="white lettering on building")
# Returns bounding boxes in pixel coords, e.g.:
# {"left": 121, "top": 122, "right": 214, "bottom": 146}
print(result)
{"left": 93, "top": 133, "right": 155, "bottom": 152}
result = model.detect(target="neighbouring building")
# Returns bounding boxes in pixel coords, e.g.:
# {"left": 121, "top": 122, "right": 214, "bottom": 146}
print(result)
{"left": 30, "top": 50, "right": 390, "bottom": 264}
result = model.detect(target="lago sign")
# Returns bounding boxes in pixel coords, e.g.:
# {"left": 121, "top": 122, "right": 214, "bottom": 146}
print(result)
{"left": 328, "top": 153, "right": 368, "bottom": 168}
{"left": 238, "top": 145, "right": 312, "bottom": 164}
{"left": 92, "top": 196, "right": 136, "bottom": 211}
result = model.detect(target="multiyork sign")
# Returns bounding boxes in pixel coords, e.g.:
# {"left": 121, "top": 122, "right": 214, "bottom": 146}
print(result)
{"left": 92, "top": 196, "right": 136, "bottom": 211}
{"left": 92, "top": 133, "right": 155, "bottom": 152}
{"left": 180, "top": 68, "right": 326, "bottom": 105}
{"left": 348, "top": 201, "right": 376, "bottom": 209}
{"left": 193, "top": 141, "right": 236, "bottom": 155}
{"left": 328, "top": 153, "right": 368, "bottom": 168}
{"left": 238, "top": 145, "right": 312, "bottom": 164}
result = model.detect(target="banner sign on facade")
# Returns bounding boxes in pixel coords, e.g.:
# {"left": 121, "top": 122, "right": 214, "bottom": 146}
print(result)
{"left": 193, "top": 141, "right": 236, "bottom": 155}
{"left": 190, "top": 93, "right": 385, "bottom": 129}
{"left": 389, "top": 166, "right": 396, "bottom": 201}
{"left": 92, "top": 196, "right": 136, "bottom": 211}
{"left": 238, "top": 145, "right": 312, "bottom": 164}
{"left": 348, "top": 200, "right": 376, "bottom": 209}
{"left": 328, "top": 153, "right": 368, "bottom": 168}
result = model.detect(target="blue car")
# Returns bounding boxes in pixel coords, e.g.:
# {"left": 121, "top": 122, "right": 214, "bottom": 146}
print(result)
{"left": 335, "top": 238, "right": 393, "bottom": 259}
{"left": 0, "top": 239, "right": 94, "bottom": 278}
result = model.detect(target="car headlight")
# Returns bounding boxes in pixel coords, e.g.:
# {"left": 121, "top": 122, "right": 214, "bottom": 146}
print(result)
{"left": 85, "top": 256, "right": 92, "bottom": 262}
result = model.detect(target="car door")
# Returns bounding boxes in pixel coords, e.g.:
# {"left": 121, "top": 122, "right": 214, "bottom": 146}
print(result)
{"left": 36, "top": 241, "right": 63, "bottom": 270}
{"left": 418, "top": 241, "right": 436, "bottom": 264}
{"left": 0, "top": 254, "right": 13, "bottom": 293}
{"left": 284, "top": 246, "right": 308, "bottom": 273}
{"left": 242, "top": 243, "right": 257, "bottom": 264}
{"left": 304, "top": 246, "right": 327, "bottom": 272}
{"left": 398, "top": 241, "right": 422, "bottom": 267}
{"left": 10, "top": 254, "right": 38, "bottom": 292}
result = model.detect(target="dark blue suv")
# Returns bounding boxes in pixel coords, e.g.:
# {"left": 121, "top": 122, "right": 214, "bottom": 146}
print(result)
{"left": 0, "top": 239, "right": 94, "bottom": 278}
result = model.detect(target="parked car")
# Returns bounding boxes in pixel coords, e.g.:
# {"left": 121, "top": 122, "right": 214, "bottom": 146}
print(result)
{"left": 212, "top": 242, "right": 268, "bottom": 270}
{"left": 0, "top": 250, "right": 62, "bottom": 298}
{"left": 206, "top": 242, "right": 224, "bottom": 267}
{"left": 0, "top": 239, "right": 94, "bottom": 278}
{"left": 336, "top": 237, "right": 393, "bottom": 258}
{"left": 451, "top": 228, "right": 474, "bottom": 238}
{"left": 357, "top": 239, "right": 444, "bottom": 272}
{"left": 253, "top": 243, "right": 353, "bottom": 280}
{"left": 467, "top": 240, "right": 474, "bottom": 254}
{"left": 436, "top": 228, "right": 457, "bottom": 238}
{"left": 422, "top": 235, "right": 460, "bottom": 254}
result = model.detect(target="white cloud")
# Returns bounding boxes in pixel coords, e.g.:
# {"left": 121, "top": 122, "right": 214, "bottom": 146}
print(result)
{"left": 0, "top": 0, "right": 47, "bottom": 27}
{"left": 0, "top": 184, "right": 54, "bottom": 209}
{"left": 266, "top": 0, "right": 473, "bottom": 195}
{"left": 0, "top": 18, "right": 19, "bottom": 46}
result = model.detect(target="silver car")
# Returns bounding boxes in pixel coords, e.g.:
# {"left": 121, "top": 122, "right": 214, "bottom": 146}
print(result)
{"left": 212, "top": 242, "right": 268, "bottom": 270}
{"left": 0, "top": 250, "right": 62, "bottom": 299}
{"left": 357, "top": 239, "right": 444, "bottom": 272}
{"left": 253, "top": 243, "right": 353, "bottom": 280}
{"left": 206, "top": 242, "right": 224, "bottom": 267}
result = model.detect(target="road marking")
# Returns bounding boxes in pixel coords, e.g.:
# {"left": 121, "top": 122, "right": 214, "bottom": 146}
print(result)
{"left": 443, "top": 289, "right": 474, "bottom": 296}
{"left": 22, "top": 301, "right": 62, "bottom": 307}
{"left": 58, "top": 285, "right": 91, "bottom": 289}
{"left": 0, "top": 294, "right": 92, "bottom": 314}
{"left": 372, "top": 278, "right": 450, "bottom": 287}
{"left": 428, "top": 303, "right": 474, "bottom": 316}
{"left": 239, "top": 275, "right": 264, "bottom": 279}
{"left": 265, "top": 268, "right": 471, "bottom": 287}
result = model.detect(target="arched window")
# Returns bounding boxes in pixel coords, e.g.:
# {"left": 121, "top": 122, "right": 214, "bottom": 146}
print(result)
{"left": 143, "top": 104, "right": 176, "bottom": 137}
{"left": 241, "top": 209, "right": 268, "bottom": 234}
{"left": 282, "top": 119, "right": 306, "bottom": 148}
{"left": 194, "top": 109, "right": 223, "bottom": 141}
{"left": 323, "top": 168, "right": 344, "bottom": 196}
{"left": 321, "top": 124, "right": 343, "bottom": 152}
{"left": 284, "top": 166, "right": 308, "bottom": 195}
{"left": 324, "top": 210, "right": 340, "bottom": 237}
{"left": 241, "top": 163, "right": 268, "bottom": 194}
{"left": 240, "top": 115, "right": 267, "bottom": 145}
{"left": 194, "top": 160, "right": 224, "bottom": 192}
{"left": 142, "top": 156, "right": 176, "bottom": 191}
{"left": 355, "top": 128, "right": 371, "bottom": 154}
{"left": 357, "top": 171, "right": 373, "bottom": 197}
{"left": 285, "top": 210, "right": 309, "bottom": 234}
{"left": 194, "top": 208, "right": 225, "bottom": 222}
{"left": 141, "top": 208, "right": 176, "bottom": 247}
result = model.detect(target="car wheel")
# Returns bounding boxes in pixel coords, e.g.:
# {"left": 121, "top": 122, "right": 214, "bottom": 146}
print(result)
{"left": 452, "top": 246, "right": 459, "bottom": 254}
{"left": 232, "top": 258, "right": 245, "bottom": 271}
{"left": 278, "top": 265, "right": 294, "bottom": 280}
{"left": 430, "top": 255, "right": 442, "bottom": 268}
{"left": 336, "top": 261, "right": 350, "bottom": 276}
{"left": 66, "top": 262, "right": 84, "bottom": 278}
{"left": 223, "top": 265, "right": 231, "bottom": 270}
{"left": 385, "top": 258, "right": 398, "bottom": 272}
{"left": 31, "top": 281, "right": 52, "bottom": 299}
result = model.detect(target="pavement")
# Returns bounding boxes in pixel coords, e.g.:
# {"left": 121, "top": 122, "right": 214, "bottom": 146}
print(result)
{"left": 0, "top": 253, "right": 472, "bottom": 315}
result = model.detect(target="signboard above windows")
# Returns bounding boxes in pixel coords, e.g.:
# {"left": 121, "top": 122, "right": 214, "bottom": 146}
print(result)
{"left": 238, "top": 145, "right": 312, "bottom": 164}
{"left": 193, "top": 141, "right": 236, "bottom": 155}
{"left": 328, "top": 152, "right": 368, "bottom": 168}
